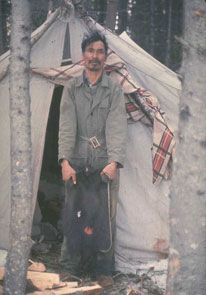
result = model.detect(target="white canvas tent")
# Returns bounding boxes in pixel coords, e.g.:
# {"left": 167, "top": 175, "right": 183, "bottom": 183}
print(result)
{"left": 0, "top": 4, "right": 181, "bottom": 277}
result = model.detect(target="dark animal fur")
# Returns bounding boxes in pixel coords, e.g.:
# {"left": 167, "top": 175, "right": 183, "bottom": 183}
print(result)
{"left": 63, "top": 170, "right": 111, "bottom": 255}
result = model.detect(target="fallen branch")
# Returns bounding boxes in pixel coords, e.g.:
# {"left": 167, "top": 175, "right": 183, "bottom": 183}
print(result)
{"left": 140, "top": 267, "right": 154, "bottom": 289}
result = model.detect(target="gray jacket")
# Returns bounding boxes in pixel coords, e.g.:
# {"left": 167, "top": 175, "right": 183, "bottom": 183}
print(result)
{"left": 58, "top": 71, "right": 127, "bottom": 170}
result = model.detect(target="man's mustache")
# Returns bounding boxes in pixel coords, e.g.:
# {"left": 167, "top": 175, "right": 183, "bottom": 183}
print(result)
{"left": 89, "top": 59, "right": 101, "bottom": 64}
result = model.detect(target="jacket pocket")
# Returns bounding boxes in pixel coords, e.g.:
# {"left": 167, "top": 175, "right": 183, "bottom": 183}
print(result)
{"left": 98, "top": 99, "right": 110, "bottom": 125}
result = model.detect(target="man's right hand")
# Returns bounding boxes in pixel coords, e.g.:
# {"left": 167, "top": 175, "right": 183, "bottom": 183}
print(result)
{"left": 61, "top": 159, "right": 76, "bottom": 184}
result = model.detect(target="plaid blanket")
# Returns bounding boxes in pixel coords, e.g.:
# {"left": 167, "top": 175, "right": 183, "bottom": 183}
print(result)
{"left": 32, "top": 50, "right": 175, "bottom": 185}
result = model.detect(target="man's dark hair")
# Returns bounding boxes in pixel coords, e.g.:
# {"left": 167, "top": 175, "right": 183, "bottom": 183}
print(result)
{"left": 81, "top": 31, "right": 108, "bottom": 54}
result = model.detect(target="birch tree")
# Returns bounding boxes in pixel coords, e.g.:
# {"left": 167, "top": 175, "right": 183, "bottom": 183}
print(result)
{"left": 3, "top": 0, "right": 32, "bottom": 294}
{"left": 0, "top": 0, "right": 3, "bottom": 55}
{"left": 117, "top": 0, "right": 128, "bottom": 34}
{"left": 164, "top": 0, "right": 173, "bottom": 67}
{"left": 149, "top": 0, "right": 155, "bottom": 57}
{"left": 106, "top": 0, "right": 119, "bottom": 30}
{"left": 167, "top": 0, "right": 206, "bottom": 294}
{"left": 0, "top": 0, "right": 11, "bottom": 54}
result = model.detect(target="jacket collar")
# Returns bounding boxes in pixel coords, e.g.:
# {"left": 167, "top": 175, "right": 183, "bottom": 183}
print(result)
{"left": 75, "top": 70, "right": 109, "bottom": 88}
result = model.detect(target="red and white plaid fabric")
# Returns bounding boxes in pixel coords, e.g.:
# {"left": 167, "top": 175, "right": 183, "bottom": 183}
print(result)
{"left": 32, "top": 50, "right": 175, "bottom": 185}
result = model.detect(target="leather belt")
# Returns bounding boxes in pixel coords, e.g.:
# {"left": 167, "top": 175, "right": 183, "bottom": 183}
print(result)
{"left": 79, "top": 135, "right": 101, "bottom": 149}
{"left": 90, "top": 136, "right": 101, "bottom": 148}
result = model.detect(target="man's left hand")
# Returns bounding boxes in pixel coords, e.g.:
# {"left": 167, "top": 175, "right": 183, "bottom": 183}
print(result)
{"left": 100, "top": 162, "right": 117, "bottom": 180}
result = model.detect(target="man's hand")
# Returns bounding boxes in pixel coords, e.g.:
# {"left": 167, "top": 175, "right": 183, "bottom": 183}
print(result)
{"left": 61, "top": 159, "right": 76, "bottom": 184}
{"left": 100, "top": 162, "right": 117, "bottom": 180}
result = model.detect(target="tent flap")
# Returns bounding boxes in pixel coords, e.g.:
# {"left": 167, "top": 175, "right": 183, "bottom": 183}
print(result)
{"left": 0, "top": 15, "right": 67, "bottom": 251}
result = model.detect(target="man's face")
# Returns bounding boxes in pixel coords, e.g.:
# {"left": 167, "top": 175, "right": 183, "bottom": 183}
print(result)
{"left": 82, "top": 40, "right": 107, "bottom": 73}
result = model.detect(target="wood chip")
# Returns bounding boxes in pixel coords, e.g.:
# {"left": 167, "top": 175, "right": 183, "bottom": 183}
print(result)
{"left": 28, "top": 260, "right": 46, "bottom": 272}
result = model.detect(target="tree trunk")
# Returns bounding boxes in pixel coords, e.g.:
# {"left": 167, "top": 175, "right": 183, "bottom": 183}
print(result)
{"left": 117, "top": 0, "right": 128, "bottom": 34}
{"left": 149, "top": 0, "right": 155, "bottom": 56}
{"left": 164, "top": 0, "right": 172, "bottom": 67}
{"left": 3, "top": 1, "right": 32, "bottom": 295}
{"left": 98, "top": 0, "right": 107, "bottom": 26}
{"left": 30, "top": 0, "right": 49, "bottom": 30}
{"left": 106, "top": 0, "right": 119, "bottom": 31}
{"left": 0, "top": 0, "right": 3, "bottom": 55}
{"left": 166, "top": 1, "right": 206, "bottom": 294}
{"left": 0, "top": 0, "right": 11, "bottom": 54}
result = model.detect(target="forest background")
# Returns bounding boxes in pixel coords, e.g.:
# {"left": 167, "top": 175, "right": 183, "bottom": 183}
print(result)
{"left": 0, "top": 0, "right": 183, "bottom": 71}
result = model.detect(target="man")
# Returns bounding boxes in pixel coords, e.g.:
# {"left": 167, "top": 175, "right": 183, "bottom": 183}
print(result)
{"left": 58, "top": 31, "right": 127, "bottom": 285}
